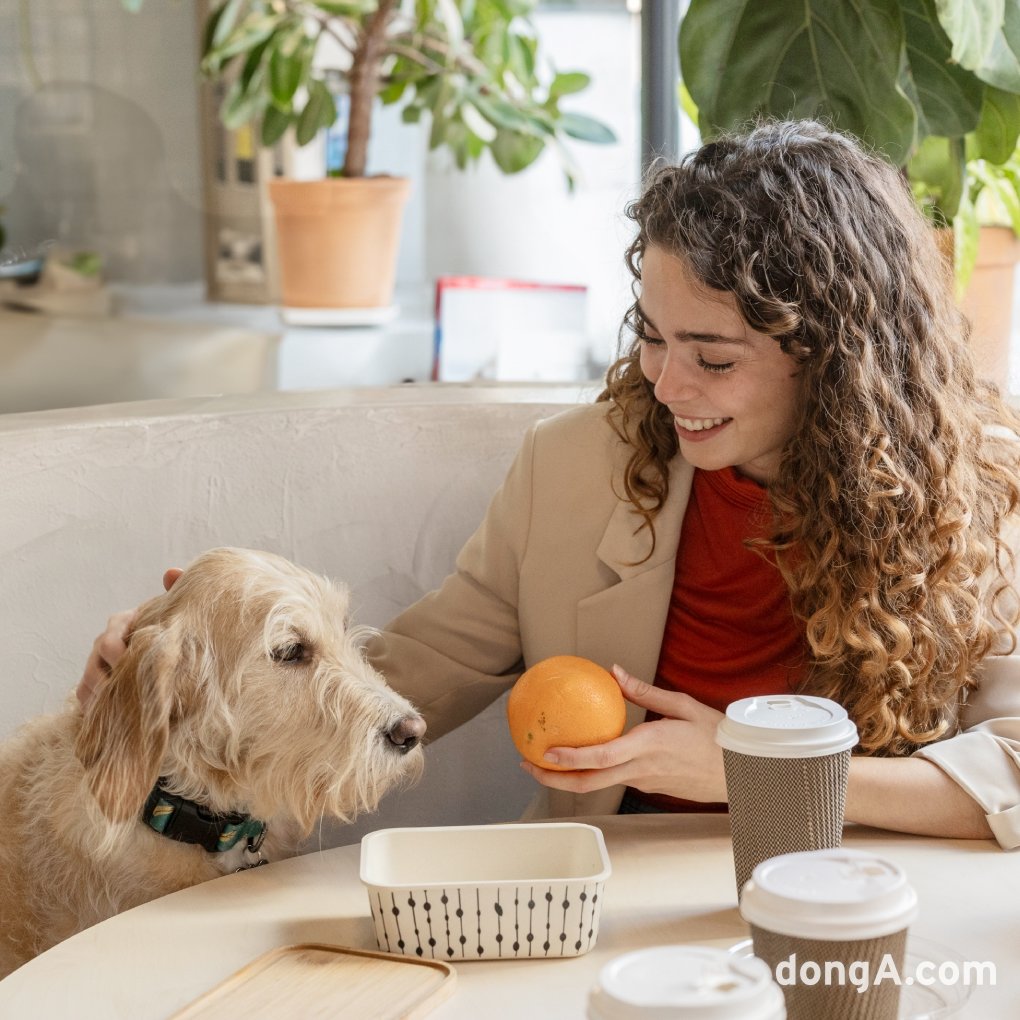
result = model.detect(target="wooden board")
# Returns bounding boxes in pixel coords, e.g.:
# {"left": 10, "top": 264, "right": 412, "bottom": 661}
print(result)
{"left": 171, "top": 943, "right": 456, "bottom": 1019}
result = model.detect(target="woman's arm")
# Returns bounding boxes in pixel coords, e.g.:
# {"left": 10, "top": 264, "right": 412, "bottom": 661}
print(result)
{"left": 845, "top": 756, "right": 994, "bottom": 839}
{"left": 526, "top": 667, "right": 1006, "bottom": 842}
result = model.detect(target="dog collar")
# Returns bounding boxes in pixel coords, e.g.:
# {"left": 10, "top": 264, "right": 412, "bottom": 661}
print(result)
{"left": 141, "top": 780, "right": 267, "bottom": 855}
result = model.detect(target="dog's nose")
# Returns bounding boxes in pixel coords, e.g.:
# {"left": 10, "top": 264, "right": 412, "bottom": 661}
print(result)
{"left": 386, "top": 714, "right": 426, "bottom": 754}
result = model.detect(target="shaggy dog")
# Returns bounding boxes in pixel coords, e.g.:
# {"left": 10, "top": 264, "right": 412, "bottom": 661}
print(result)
{"left": 0, "top": 547, "right": 425, "bottom": 977}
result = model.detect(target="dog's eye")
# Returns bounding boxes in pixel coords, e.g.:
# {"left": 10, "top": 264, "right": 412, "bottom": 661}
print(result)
{"left": 271, "top": 643, "right": 305, "bottom": 664}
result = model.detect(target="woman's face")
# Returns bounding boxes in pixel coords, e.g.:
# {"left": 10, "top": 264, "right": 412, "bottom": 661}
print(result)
{"left": 637, "top": 245, "right": 802, "bottom": 485}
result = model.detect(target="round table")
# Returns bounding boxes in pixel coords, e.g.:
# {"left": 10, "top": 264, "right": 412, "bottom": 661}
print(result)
{"left": 0, "top": 815, "right": 1013, "bottom": 1018}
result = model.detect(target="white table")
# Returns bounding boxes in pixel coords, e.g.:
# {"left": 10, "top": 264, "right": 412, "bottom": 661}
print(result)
{"left": 0, "top": 815, "right": 1015, "bottom": 1018}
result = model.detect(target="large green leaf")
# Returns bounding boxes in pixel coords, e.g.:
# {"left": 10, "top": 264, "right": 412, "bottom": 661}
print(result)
{"left": 933, "top": 0, "right": 1002, "bottom": 70}
{"left": 973, "top": 0, "right": 1020, "bottom": 93}
{"left": 973, "top": 86, "right": 1020, "bottom": 162}
{"left": 902, "top": 0, "right": 984, "bottom": 138}
{"left": 680, "top": 0, "right": 917, "bottom": 165}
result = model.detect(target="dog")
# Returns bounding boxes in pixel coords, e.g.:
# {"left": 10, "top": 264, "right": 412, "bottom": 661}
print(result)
{"left": 0, "top": 547, "right": 425, "bottom": 976}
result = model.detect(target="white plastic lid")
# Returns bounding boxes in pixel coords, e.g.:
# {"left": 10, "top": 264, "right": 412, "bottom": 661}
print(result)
{"left": 587, "top": 946, "right": 786, "bottom": 1019}
{"left": 739, "top": 849, "right": 918, "bottom": 941}
{"left": 715, "top": 695, "right": 858, "bottom": 758}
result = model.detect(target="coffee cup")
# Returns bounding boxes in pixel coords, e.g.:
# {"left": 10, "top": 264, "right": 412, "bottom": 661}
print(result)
{"left": 715, "top": 695, "right": 858, "bottom": 896}
{"left": 739, "top": 849, "right": 918, "bottom": 1020}
{"left": 588, "top": 945, "right": 786, "bottom": 1019}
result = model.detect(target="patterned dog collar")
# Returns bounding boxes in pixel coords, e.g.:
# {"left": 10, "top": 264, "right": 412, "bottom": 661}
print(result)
{"left": 141, "top": 780, "right": 267, "bottom": 854}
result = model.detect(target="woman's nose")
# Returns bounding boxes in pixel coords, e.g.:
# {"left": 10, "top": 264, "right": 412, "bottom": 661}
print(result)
{"left": 653, "top": 353, "right": 701, "bottom": 405}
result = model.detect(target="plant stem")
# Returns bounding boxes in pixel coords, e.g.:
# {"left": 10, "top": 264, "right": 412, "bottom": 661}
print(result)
{"left": 344, "top": 0, "right": 398, "bottom": 178}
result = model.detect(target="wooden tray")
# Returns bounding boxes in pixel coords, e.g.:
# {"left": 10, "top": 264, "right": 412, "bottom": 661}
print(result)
{"left": 171, "top": 943, "right": 456, "bottom": 1019}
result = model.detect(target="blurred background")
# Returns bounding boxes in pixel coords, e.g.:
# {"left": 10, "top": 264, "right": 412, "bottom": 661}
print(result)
{"left": 1, "top": 0, "right": 1018, "bottom": 414}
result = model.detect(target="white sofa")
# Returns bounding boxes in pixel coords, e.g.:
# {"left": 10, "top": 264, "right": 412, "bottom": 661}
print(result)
{"left": 0, "top": 383, "right": 588, "bottom": 846}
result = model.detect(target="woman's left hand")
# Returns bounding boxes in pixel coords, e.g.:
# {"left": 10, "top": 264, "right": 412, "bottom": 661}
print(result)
{"left": 520, "top": 665, "right": 727, "bottom": 803}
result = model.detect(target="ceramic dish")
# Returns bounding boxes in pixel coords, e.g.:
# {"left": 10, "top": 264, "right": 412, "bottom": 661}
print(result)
{"left": 360, "top": 822, "right": 611, "bottom": 962}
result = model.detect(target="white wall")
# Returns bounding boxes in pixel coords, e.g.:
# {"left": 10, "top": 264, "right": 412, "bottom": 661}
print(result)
{"left": 0, "top": 386, "right": 585, "bottom": 844}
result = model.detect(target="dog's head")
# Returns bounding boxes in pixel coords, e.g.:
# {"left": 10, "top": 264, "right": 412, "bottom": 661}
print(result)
{"left": 75, "top": 547, "right": 424, "bottom": 831}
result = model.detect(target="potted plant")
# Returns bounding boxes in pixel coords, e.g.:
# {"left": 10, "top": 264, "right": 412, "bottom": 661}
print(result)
{"left": 124, "top": 0, "right": 615, "bottom": 316}
{"left": 677, "top": 0, "right": 1020, "bottom": 388}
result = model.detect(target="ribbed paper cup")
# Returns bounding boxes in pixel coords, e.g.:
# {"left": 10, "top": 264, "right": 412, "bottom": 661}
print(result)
{"left": 588, "top": 945, "right": 786, "bottom": 1019}
{"left": 715, "top": 696, "right": 858, "bottom": 897}
{"left": 740, "top": 850, "right": 918, "bottom": 1020}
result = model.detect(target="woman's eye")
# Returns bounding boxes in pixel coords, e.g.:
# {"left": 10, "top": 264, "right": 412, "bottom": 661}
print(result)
{"left": 636, "top": 327, "right": 665, "bottom": 346}
{"left": 271, "top": 643, "right": 305, "bottom": 663}
{"left": 697, "top": 354, "right": 734, "bottom": 374}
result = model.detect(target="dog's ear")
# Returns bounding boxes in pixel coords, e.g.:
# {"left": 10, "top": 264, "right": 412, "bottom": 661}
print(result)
{"left": 75, "top": 620, "right": 179, "bottom": 824}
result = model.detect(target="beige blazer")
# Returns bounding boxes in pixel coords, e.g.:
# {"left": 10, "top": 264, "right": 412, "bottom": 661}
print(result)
{"left": 367, "top": 403, "right": 1020, "bottom": 848}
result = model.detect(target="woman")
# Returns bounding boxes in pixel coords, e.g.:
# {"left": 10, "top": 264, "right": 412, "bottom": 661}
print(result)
{"left": 81, "top": 121, "right": 1020, "bottom": 846}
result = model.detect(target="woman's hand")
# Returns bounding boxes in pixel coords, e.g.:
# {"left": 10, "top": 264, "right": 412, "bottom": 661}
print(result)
{"left": 519, "top": 665, "right": 727, "bottom": 803}
{"left": 75, "top": 568, "right": 183, "bottom": 707}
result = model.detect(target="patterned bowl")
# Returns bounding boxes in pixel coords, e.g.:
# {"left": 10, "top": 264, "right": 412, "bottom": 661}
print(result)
{"left": 359, "top": 822, "right": 612, "bottom": 962}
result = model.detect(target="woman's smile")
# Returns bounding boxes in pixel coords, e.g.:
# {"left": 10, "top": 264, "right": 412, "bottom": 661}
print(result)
{"left": 673, "top": 415, "right": 732, "bottom": 439}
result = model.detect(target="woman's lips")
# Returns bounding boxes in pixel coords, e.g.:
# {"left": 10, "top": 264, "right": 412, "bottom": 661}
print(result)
{"left": 673, "top": 416, "right": 732, "bottom": 441}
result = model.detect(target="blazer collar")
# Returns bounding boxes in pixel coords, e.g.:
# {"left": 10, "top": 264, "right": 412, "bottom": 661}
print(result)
{"left": 595, "top": 454, "right": 694, "bottom": 580}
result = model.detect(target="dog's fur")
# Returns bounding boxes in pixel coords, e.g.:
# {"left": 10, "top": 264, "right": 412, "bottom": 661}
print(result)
{"left": 0, "top": 547, "right": 424, "bottom": 977}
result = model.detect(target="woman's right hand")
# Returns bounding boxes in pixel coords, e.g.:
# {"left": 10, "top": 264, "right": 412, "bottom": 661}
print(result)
{"left": 76, "top": 568, "right": 183, "bottom": 708}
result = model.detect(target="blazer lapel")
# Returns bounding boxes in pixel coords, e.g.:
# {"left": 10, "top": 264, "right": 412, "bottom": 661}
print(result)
{"left": 576, "top": 455, "right": 694, "bottom": 693}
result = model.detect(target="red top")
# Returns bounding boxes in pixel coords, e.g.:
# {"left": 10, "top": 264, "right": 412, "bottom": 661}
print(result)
{"left": 629, "top": 467, "right": 806, "bottom": 812}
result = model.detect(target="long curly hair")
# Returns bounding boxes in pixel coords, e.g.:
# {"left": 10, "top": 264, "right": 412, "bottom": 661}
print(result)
{"left": 600, "top": 120, "right": 1020, "bottom": 755}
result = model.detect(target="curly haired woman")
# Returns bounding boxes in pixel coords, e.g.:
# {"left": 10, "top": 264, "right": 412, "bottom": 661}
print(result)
{"left": 80, "top": 121, "right": 1020, "bottom": 846}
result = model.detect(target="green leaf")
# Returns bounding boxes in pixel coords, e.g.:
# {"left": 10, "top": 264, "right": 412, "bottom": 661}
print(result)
{"left": 261, "top": 104, "right": 292, "bottom": 146}
{"left": 490, "top": 129, "right": 544, "bottom": 174}
{"left": 973, "top": 87, "right": 1020, "bottom": 163}
{"left": 559, "top": 111, "right": 616, "bottom": 144}
{"left": 212, "top": 0, "right": 246, "bottom": 49}
{"left": 678, "top": 81, "right": 699, "bottom": 128}
{"left": 221, "top": 76, "right": 265, "bottom": 130}
{"left": 933, "top": 0, "right": 1003, "bottom": 71}
{"left": 436, "top": 0, "right": 465, "bottom": 49}
{"left": 509, "top": 33, "right": 537, "bottom": 83}
{"left": 548, "top": 71, "right": 590, "bottom": 101}
{"left": 310, "top": 0, "right": 376, "bottom": 14}
{"left": 296, "top": 78, "right": 336, "bottom": 145}
{"left": 902, "top": 0, "right": 984, "bottom": 138}
{"left": 269, "top": 47, "right": 304, "bottom": 107}
{"left": 379, "top": 80, "right": 409, "bottom": 105}
{"left": 680, "top": 0, "right": 917, "bottom": 166}
{"left": 461, "top": 101, "right": 498, "bottom": 142}
{"left": 973, "top": 0, "right": 1020, "bottom": 92}
{"left": 471, "top": 92, "right": 536, "bottom": 133}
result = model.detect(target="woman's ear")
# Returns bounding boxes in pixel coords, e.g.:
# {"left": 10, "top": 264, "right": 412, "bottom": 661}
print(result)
{"left": 74, "top": 621, "right": 179, "bottom": 824}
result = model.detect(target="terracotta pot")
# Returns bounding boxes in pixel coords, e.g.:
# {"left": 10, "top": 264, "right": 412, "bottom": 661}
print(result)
{"left": 939, "top": 225, "right": 1020, "bottom": 391}
{"left": 267, "top": 176, "right": 410, "bottom": 309}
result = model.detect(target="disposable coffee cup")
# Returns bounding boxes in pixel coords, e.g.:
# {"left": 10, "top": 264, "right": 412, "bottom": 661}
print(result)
{"left": 588, "top": 945, "right": 786, "bottom": 1019}
{"left": 715, "top": 695, "right": 858, "bottom": 896}
{"left": 739, "top": 849, "right": 918, "bottom": 1020}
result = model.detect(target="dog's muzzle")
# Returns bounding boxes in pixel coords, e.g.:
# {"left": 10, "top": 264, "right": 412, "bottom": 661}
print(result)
{"left": 386, "top": 714, "right": 426, "bottom": 754}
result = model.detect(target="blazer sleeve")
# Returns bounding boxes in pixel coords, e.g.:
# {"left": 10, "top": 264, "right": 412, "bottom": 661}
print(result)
{"left": 364, "top": 420, "right": 539, "bottom": 741}
{"left": 914, "top": 653, "right": 1020, "bottom": 849}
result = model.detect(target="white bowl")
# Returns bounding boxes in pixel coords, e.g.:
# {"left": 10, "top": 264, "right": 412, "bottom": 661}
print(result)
{"left": 360, "top": 822, "right": 612, "bottom": 962}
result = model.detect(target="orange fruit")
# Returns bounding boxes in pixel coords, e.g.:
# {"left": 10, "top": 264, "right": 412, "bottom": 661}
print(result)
{"left": 507, "top": 655, "right": 627, "bottom": 770}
